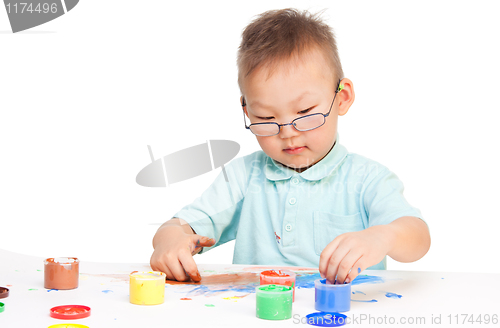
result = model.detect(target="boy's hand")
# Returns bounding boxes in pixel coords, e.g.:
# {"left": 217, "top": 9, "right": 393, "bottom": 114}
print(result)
{"left": 319, "top": 225, "right": 393, "bottom": 284}
{"left": 150, "top": 219, "right": 216, "bottom": 282}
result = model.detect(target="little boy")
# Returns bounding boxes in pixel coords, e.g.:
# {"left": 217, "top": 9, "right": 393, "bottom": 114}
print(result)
{"left": 151, "top": 8, "right": 430, "bottom": 284}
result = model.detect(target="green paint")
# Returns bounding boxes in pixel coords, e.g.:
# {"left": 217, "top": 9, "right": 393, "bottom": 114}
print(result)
{"left": 204, "top": 304, "right": 215, "bottom": 307}
{"left": 28, "top": 289, "right": 38, "bottom": 291}
{"left": 256, "top": 285, "right": 292, "bottom": 320}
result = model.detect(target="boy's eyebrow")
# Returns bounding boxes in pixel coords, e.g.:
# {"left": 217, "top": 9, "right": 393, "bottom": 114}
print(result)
{"left": 248, "top": 91, "right": 314, "bottom": 110}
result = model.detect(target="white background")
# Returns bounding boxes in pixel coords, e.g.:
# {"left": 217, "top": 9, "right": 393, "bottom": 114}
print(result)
{"left": 1, "top": 0, "right": 499, "bottom": 273}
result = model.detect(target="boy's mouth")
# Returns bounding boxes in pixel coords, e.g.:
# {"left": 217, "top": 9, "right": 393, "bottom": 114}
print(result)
{"left": 283, "top": 146, "right": 306, "bottom": 155}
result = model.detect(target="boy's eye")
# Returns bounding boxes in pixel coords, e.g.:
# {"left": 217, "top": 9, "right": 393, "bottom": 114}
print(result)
{"left": 299, "top": 107, "right": 314, "bottom": 115}
{"left": 256, "top": 116, "right": 275, "bottom": 120}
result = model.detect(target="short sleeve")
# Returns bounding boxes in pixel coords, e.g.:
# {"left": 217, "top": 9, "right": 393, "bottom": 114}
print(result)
{"left": 362, "top": 168, "right": 423, "bottom": 227}
{"left": 173, "top": 157, "right": 247, "bottom": 254}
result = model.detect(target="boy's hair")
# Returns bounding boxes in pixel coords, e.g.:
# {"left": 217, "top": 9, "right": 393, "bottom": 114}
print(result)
{"left": 237, "top": 8, "right": 344, "bottom": 93}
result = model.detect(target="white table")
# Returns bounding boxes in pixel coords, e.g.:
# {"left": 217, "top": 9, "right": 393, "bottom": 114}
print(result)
{"left": 0, "top": 249, "right": 499, "bottom": 328}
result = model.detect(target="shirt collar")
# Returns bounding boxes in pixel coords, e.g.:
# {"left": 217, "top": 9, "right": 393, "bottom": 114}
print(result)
{"left": 264, "top": 133, "right": 348, "bottom": 182}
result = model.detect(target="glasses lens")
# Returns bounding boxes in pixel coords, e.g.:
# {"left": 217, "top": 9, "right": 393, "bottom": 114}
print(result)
{"left": 294, "top": 114, "right": 325, "bottom": 131}
{"left": 249, "top": 123, "right": 280, "bottom": 136}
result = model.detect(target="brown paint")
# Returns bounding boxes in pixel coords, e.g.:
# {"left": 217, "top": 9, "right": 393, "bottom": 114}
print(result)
{"left": 44, "top": 257, "right": 79, "bottom": 290}
{"left": 166, "top": 272, "right": 259, "bottom": 285}
{"left": 0, "top": 287, "right": 9, "bottom": 299}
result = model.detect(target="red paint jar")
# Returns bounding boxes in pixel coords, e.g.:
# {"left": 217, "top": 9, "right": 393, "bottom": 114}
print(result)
{"left": 260, "top": 270, "right": 296, "bottom": 302}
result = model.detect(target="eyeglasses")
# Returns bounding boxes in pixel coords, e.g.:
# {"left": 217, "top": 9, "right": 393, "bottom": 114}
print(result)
{"left": 242, "top": 80, "right": 343, "bottom": 137}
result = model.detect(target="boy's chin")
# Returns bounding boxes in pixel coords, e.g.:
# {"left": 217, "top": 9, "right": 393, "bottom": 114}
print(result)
{"left": 278, "top": 158, "right": 318, "bottom": 173}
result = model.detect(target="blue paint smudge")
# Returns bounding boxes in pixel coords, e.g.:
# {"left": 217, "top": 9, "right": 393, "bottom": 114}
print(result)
{"left": 385, "top": 292, "right": 402, "bottom": 299}
{"left": 102, "top": 290, "right": 113, "bottom": 293}
{"left": 352, "top": 290, "right": 366, "bottom": 295}
{"left": 358, "top": 268, "right": 361, "bottom": 273}
{"left": 352, "top": 275, "right": 385, "bottom": 285}
{"left": 47, "top": 289, "right": 58, "bottom": 292}
{"left": 296, "top": 273, "right": 321, "bottom": 289}
{"left": 186, "top": 283, "right": 259, "bottom": 297}
{"left": 352, "top": 299, "right": 378, "bottom": 303}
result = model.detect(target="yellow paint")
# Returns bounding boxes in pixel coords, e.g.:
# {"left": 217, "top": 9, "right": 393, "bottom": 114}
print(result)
{"left": 222, "top": 295, "right": 246, "bottom": 302}
{"left": 129, "top": 271, "right": 166, "bottom": 305}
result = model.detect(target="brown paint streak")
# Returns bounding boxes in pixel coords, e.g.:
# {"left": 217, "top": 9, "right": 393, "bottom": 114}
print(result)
{"left": 165, "top": 272, "right": 259, "bottom": 285}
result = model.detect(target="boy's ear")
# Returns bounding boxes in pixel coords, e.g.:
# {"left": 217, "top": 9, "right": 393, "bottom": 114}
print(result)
{"left": 240, "top": 96, "right": 249, "bottom": 116}
{"left": 337, "top": 78, "right": 355, "bottom": 116}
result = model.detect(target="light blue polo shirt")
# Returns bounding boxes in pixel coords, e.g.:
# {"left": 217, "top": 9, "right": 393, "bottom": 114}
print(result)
{"left": 174, "top": 137, "right": 423, "bottom": 270}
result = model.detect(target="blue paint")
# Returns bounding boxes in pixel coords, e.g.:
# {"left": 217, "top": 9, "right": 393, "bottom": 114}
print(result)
{"left": 296, "top": 273, "right": 321, "bottom": 289}
{"left": 352, "top": 290, "right": 366, "bottom": 295}
{"left": 358, "top": 268, "right": 361, "bottom": 274}
{"left": 306, "top": 312, "right": 347, "bottom": 327}
{"left": 47, "top": 289, "right": 58, "bottom": 292}
{"left": 102, "top": 290, "right": 113, "bottom": 293}
{"left": 385, "top": 292, "right": 402, "bottom": 299}
{"left": 185, "top": 283, "right": 259, "bottom": 297}
{"left": 351, "top": 275, "right": 385, "bottom": 285}
{"left": 315, "top": 279, "right": 351, "bottom": 313}
{"left": 352, "top": 299, "right": 377, "bottom": 303}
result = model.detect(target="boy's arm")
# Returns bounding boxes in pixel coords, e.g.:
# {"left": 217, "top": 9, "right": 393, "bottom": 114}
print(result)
{"left": 384, "top": 216, "right": 430, "bottom": 262}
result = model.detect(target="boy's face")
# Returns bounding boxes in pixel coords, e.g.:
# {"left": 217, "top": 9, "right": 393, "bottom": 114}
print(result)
{"left": 242, "top": 49, "right": 345, "bottom": 172}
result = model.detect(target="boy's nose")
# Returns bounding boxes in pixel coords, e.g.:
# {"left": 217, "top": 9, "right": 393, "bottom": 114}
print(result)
{"left": 279, "top": 123, "right": 300, "bottom": 139}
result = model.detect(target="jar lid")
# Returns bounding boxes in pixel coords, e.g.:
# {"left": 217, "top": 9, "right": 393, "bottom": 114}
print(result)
{"left": 50, "top": 305, "right": 91, "bottom": 319}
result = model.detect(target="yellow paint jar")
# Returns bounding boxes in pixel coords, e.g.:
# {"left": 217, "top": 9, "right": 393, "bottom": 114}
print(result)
{"left": 129, "top": 271, "right": 166, "bottom": 305}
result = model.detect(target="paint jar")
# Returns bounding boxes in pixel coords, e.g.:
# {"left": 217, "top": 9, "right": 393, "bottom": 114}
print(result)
{"left": 129, "top": 271, "right": 166, "bottom": 305}
{"left": 314, "top": 279, "right": 351, "bottom": 312}
{"left": 255, "top": 284, "right": 293, "bottom": 320}
{"left": 44, "top": 257, "right": 79, "bottom": 290}
{"left": 0, "top": 287, "right": 9, "bottom": 299}
{"left": 260, "top": 270, "right": 296, "bottom": 302}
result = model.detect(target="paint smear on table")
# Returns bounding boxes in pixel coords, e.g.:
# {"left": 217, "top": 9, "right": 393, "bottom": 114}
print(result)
{"left": 385, "top": 292, "right": 402, "bottom": 299}
{"left": 242, "top": 266, "right": 318, "bottom": 273}
{"left": 352, "top": 290, "right": 366, "bottom": 295}
{"left": 223, "top": 295, "right": 249, "bottom": 302}
{"left": 102, "top": 290, "right": 113, "bottom": 293}
{"left": 180, "top": 298, "right": 192, "bottom": 300}
{"left": 166, "top": 269, "right": 385, "bottom": 297}
{"left": 352, "top": 299, "right": 378, "bottom": 303}
{"left": 166, "top": 272, "right": 259, "bottom": 297}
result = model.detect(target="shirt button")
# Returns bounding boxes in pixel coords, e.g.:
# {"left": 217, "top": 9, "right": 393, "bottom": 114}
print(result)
{"left": 285, "top": 224, "right": 293, "bottom": 232}
{"left": 292, "top": 178, "right": 299, "bottom": 185}
{"left": 289, "top": 198, "right": 296, "bottom": 205}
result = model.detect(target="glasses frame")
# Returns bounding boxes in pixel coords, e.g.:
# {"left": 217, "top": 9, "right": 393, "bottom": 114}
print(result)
{"left": 241, "top": 80, "right": 343, "bottom": 137}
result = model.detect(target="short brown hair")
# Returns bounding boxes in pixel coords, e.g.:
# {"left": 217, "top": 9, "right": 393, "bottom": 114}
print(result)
{"left": 237, "top": 8, "right": 344, "bottom": 93}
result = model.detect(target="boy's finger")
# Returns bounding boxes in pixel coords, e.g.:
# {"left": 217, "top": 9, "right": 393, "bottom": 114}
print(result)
{"left": 324, "top": 244, "right": 350, "bottom": 284}
{"left": 344, "top": 259, "right": 366, "bottom": 284}
{"left": 167, "top": 259, "right": 191, "bottom": 282}
{"left": 319, "top": 237, "right": 341, "bottom": 278}
{"left": 179, "top": 249, "right": 202, "bottom": 282}
{"left": 335, "top": 251, "right": 362, "bottom": 284}
{"left": 191, "top": 235, "right": 215, "bottom": 255}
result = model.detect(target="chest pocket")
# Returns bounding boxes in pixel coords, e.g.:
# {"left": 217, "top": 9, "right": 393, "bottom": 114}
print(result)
{"left": 313, "top": 211, "right": 365, "bottom": 255}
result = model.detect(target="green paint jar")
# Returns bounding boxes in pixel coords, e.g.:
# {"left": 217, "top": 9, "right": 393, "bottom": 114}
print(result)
{"left": 256, "top": 284, "right": 293, "bottom": 320}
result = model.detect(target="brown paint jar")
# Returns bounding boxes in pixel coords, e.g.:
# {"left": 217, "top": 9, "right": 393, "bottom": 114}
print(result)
{"left": 44, "top": 257, "right": 79, "bottom": 290}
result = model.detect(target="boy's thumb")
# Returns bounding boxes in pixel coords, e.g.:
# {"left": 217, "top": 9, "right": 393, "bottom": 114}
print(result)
{"left": 192, "top": 235, "right": 216, "bottom": 248}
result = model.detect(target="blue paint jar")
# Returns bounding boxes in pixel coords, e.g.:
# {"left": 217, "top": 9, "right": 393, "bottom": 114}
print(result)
{"left": 314, "top": 279, "right": 351, "bottom": 312}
